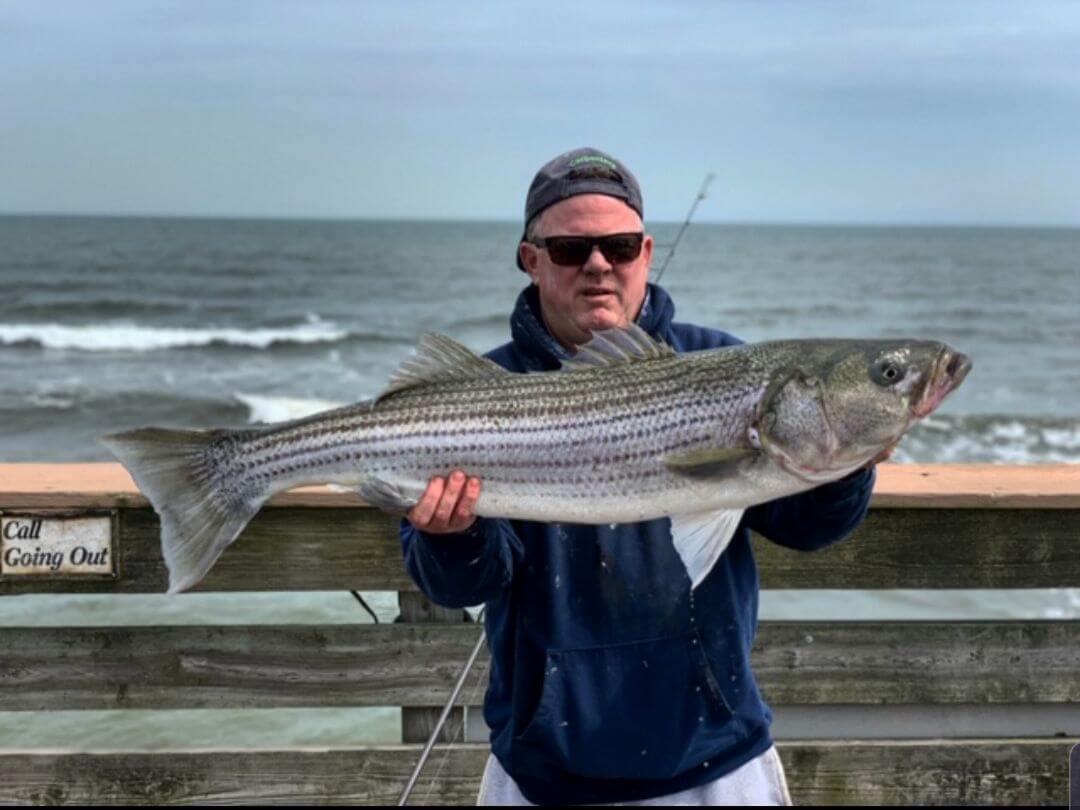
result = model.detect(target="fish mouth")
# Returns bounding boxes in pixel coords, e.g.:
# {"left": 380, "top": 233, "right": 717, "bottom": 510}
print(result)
{"left": 911, "top": 346, "right": 972, "bottom": 419}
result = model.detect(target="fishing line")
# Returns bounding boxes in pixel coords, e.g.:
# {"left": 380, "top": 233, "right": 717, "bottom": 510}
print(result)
{"left": 651, "top": 172, "right": 715, "bottom": 284}
{"left": 350, "top": 590, "right": 380, "bottom": 624}
{"left": 398, "top": 606, "right": 486, "bottom": 806}
{"left": 421, "top": 624, "right": 491, "bottom": 805}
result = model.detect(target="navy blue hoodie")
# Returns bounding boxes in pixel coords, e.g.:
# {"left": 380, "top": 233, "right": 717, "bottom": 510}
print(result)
{"left": 401, "top": 283, "right": 875, "bottom": 805}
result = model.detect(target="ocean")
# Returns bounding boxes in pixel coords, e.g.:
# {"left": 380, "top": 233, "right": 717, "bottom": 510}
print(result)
{"left": 1, "top": 215, "right": 1078, "bottom": 750}
{"left": 2, "top": 216, "right": 1078, "bottom": 463}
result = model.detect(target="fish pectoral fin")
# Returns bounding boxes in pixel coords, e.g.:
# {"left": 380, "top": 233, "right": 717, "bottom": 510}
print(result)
{"left": 670, "top": 508, "right": 745, "bottom": 589}
{"left": 664, "top": 447, "right": 759, "bottom": 480}
{"left": 357, "top": 478, "right": 423, "bottom": 513}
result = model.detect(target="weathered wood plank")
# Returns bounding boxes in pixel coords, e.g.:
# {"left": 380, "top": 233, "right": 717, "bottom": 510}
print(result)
{"left": 755, "top": 507, "right": 1080, "bottom": 589}
{"left": 1, "top": 622, "right": 1077, "bottom": 711}
{"left": 6, "top": 463, "right": 1080, "bottom": 509}
{"left": 0, "top": 746, "right": 484, "bottom": 806}
{"left": 782, "top": 739, "right": 1073, "bottom": 806}
{"left": 0, "top": 741, "right": 1072, "bottom": 805}
{"left": 752, "top": 621, "right": 1080, "bottom": 704}
{"left": 0, "top": 507, "right": 406, "bottom": 594}
{"left": 0, "top": 624, "right": 485, "bottom": 710}
{"left": 5, "top": 505, "right": 1079, "bottom": 594}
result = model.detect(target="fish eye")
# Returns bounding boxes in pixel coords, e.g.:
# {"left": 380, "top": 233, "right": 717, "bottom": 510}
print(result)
{"left": 872, "top": 358, "right": 906, "bottom": 387}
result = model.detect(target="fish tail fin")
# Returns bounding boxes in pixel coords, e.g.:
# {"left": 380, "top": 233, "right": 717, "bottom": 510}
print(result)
{"left": 100, "top": 427, "right": 266, "bottom": 594}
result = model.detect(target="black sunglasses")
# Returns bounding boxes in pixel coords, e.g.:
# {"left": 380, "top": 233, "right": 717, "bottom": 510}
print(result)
{"left": 530, "top": 232, "right": 644, "bottom": 267}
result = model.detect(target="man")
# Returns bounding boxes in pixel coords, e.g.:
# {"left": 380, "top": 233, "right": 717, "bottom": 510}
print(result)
{"left": 400, "top": 148, "right": 877, "bottom": 805}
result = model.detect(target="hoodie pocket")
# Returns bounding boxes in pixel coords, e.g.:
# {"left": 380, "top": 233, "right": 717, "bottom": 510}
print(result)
{"left": 515, "top": 630, "right": 733, "bottom": 780}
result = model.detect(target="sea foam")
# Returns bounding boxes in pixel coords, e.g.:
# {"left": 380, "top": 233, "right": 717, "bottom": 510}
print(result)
{"left": 0, "top": 319, "right": 348, "bottom": 352}
{"left": 234, "top": 393, "right": 347, "bottom": 424}
{"left": 895, "top": 414, "right": 1080, "bottom": 464}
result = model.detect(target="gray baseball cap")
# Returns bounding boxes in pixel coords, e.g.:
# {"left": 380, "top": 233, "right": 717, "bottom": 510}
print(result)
{"left": 516, "top": 147, "right": 644, "bottom": 271}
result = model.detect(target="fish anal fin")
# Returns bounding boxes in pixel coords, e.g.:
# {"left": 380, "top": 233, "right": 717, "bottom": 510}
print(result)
{"left": 671, "top": 508, "right": 745, "bottom": 589}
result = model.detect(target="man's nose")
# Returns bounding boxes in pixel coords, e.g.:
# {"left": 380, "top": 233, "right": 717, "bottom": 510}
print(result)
{"left": 581, "top": 245, "right": 613, "bottom": 274}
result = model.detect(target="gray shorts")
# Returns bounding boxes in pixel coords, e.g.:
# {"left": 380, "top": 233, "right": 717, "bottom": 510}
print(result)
{"left": 477, "top": 745, "right": 793, "bottom": 806}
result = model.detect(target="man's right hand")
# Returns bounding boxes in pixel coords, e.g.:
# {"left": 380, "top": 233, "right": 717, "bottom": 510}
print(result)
{"left": 405, "top": 470, "right": 482, "bottom": 534}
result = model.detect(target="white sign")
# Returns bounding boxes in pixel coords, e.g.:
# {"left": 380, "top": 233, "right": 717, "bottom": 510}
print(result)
{"left": 1, "top": 513, "right": 114, "bottom": 577}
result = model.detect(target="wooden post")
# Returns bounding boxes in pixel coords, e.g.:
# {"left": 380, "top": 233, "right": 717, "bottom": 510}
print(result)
{"left": 397, "top": 591, "right": 469, "bottom": 743}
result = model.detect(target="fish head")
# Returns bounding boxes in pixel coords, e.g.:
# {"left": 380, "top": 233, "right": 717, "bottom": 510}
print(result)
{"left": 756, "top": 340, "right": 971, "bottom": 482}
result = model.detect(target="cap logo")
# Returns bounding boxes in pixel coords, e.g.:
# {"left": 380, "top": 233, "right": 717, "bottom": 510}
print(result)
{"left": 568, "top": 154, "right": 618, "bottom": 170}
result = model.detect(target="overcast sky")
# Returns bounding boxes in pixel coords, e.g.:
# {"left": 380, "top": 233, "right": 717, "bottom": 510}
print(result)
{"left": 2, "top": 1, "right": 1077, "bottom": 224}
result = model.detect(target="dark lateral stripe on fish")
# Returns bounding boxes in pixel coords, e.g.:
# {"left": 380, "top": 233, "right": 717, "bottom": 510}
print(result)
{"left": 239, "top": 378, "right": 748, "bottom": 456}
{"left": 237, "top": 390, "right": 688, "bottom": 455}
{"left": 242, "top": 399, "right": 707, "bottom": 455}
{"left": 238, "top": 403, "right": 726, "bottom": 476}
{"left": 245, "top": 395, "right": 721, "bottom": 460}
{"left": 235, "top": 434, "right": 688, "bottom": 481}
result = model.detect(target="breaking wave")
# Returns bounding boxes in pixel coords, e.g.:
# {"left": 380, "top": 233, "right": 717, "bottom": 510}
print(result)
{"left": 0, "top": 317, "right": 349, "bottom": 352}
{"left": 234, "top": 393, "right": 347, "bottom": 424}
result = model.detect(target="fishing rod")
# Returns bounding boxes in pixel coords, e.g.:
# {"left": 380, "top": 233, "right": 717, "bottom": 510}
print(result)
{"left": 398, "top": 174, "right": 715, "bottom": 805}
{"left": 398, "top": 607, "right": 486, "bottom": 806}
{"left": 652, "top": 172, "right": 715, "bottom": 284}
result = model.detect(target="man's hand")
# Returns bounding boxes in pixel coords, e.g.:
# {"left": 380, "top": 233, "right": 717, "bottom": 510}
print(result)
{"left": 405, "top": 470, "right": 482, "bottom": 534}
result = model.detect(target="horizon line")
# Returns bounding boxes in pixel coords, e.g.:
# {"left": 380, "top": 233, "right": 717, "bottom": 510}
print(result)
{"left": 1, "top": 211, "right": 1078, "bottom": 230}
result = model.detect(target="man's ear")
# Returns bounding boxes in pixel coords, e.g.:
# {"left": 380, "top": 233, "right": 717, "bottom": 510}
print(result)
{"left": 642, "top": 234, "right": 655, "bottom": 268}
{"left": 519, "top": 242, "right": 541, "bottom": 284}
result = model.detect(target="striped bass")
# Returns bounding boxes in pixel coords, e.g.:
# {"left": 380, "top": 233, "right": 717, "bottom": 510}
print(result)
{"left": 102, "top": 325, "right": 971, "bottom": 593}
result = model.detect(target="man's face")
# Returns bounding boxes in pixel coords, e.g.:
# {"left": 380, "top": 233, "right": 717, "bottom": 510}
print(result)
{"left": 518, "top": 194, "right": 654, "bottom": 349}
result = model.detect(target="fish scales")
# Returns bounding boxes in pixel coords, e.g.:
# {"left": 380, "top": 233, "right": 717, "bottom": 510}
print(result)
{"left": 300, "top": 371, "right": 738, "bottom": 486}
{"left": 217, "top": 348, "right": 770, "bottom": 525}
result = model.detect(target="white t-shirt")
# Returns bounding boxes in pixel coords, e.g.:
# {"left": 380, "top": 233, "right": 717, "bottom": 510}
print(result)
{"left": 476, "top": 745, "right": 793, "bottom": 806}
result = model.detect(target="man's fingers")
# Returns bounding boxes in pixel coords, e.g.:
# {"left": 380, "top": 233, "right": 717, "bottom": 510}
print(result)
{"left": 405, "top": 473, "right": 483, "bottom": 534}
{"left": 408, "top": 477, "right": 445, "bottom": 527}
{"left": 434, "top": 471, "right": 467, "bottom": 525}
{"left": 454, "top": 477, "right": 481, "bottom": 525}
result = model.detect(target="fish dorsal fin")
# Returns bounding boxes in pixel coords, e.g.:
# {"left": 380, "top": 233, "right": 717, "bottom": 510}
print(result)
{"left": 560, "top": 323, "right": 676, "bottom": 371}
{"left": 377, "top": 333, "right": 510, "bottom": 402}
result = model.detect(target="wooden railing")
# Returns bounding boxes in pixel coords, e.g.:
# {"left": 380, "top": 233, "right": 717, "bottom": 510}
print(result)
{"left": 1, "top": 463, "right": 1078, "bottom": 805}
